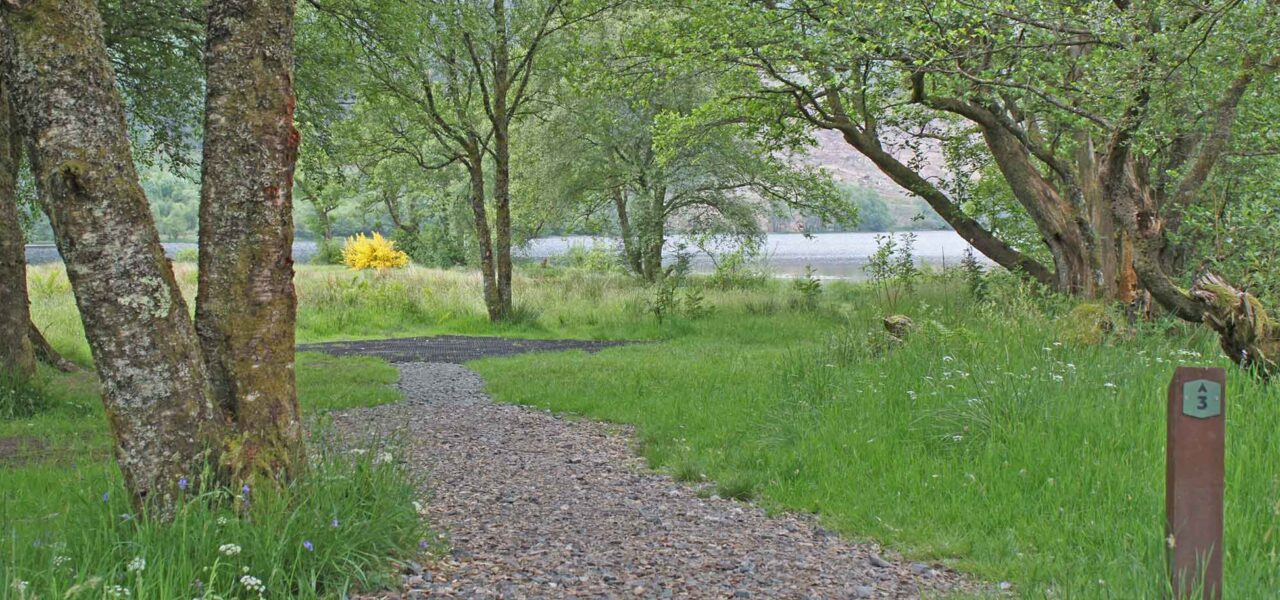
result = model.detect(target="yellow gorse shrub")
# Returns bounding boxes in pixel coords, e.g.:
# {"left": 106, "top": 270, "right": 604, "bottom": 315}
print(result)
{"left": 342, "top": 232, "right": 410, "bottom": 271}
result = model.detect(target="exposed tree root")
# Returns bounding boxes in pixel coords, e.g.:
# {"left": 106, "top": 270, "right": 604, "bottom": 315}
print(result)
{"left": 1190, "top": 273, "right": 1278, "bottom": 380}
{"left": 29, "top": 321, "right": 79, "bottom": 373}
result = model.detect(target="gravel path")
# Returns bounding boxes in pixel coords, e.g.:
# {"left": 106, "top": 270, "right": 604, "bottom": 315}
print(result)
{"left": 332, "top": 363, "right": 979, "bottom": 599}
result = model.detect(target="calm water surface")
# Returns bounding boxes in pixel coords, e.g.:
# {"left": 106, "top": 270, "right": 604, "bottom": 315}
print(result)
{"left": 26, "top": 231, "right": 987, "bottom": 281}
{"left": 522, "top": 231, "right": 987, "bottom": 280}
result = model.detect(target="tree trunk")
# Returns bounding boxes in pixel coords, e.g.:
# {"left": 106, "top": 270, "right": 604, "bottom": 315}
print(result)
{"left": 923, "top": 95, "right": 1107, "bottom": 297}
{"left": 639, "top": 185, "right": 666, "bottom": 282}
{"left": 1076, "top": 135, "right": 1138, "bottom": 303}
{"left": 466, "top": 148, "right": 501, "bottom": 320}
{"left": 493, "top": 143, "right": 513, "bottom": 318}
{"left": 612, "top": 187, "right": 642, "bottom": 274}
{"left": 833, "top": 125, "right": 1056, "bottom": 287}
{"left": 28, "top": 320, "right": 78, "bottom": 372}
{"left": 982, "top": 125, "right": 1099, "bottom": 296}
{"left": 490, "top": 0, "right": 513, "bottom": 320}
{"left": 195, "top": 0, "right": 303, "bottom": 481}
{"left": 0, "top": 81, "right": 35, "bottom": 379}
{"left": 1, "top": 0, "right": 224, "bottom": 512}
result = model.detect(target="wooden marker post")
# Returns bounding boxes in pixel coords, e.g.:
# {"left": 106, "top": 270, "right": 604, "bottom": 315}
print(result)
{"left": 1166, "top": 367, "right": 1226, "bottom": 600}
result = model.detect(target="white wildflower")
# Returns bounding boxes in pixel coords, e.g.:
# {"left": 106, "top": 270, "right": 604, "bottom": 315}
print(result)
{"left": 107, "top": 585, "right": 132, "bottom": 598}
{"left": 240, "top": 575, "right": 265, "bottom": 593}
{"left": 54, "top": 555, "right": 70, "bottom": 566}
{"left": 219, "top": 543, "right": 242, "bottom": 557}
{"left": 376, "top": 451, "right": 394, "bottom": 464}
{"left": 1104, "top": 382, "right": 1117, "bottom": 389}
{"left": 12, "top": 581, "right": 29, "bottom": 593}
{"left": 216, "top": 516, "right": 230, "bottom": 526}
{"left": 127, "top": 556, "right": 146, "bottom": 572}
{"left": 412, "top": 500, "right": 427, "bottom": 516}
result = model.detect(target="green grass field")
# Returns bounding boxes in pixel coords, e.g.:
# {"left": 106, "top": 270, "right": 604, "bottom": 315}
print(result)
{"left": 8, "top": 262, "right": 1280, "bottom": 598}
{"left": 466, "top": 275, "right": 1279, "bottom": 598}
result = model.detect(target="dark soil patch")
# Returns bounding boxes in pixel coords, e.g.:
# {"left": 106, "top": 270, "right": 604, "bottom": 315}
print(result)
{"left": 0, "top": 436, "right": 46, "bottom": 466}
{"left": 299, "top": 335, "right": 635, "bottom": 364}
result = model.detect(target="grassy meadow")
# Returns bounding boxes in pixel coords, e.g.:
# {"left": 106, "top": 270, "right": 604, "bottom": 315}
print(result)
{"left": 6, "top": 260, "right": 1280, "bottom": 598}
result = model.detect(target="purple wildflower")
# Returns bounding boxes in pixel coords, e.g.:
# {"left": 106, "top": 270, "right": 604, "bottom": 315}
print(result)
{"left": 178, "top": 477, "right": 189, "bottom": 491}
{"left": 331, "top": 518, "right": 340, "bottom": 528}
{"left": 102, "top": 492, "right": 110, "bottom": 503}
{"left": 303, "top": 540, "right": 314, "bottom": 552}
{"left": 419, "top": 540, "right": 429, "bottom": 550}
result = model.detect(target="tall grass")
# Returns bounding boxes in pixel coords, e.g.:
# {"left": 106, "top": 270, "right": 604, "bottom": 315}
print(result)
{"left": 19, "top": 263, "right": 1280, "bottom": 597}
{"left": 470, "top": 279, "right": 1280, "bottom": 598}
{"left": 2, "top": 338, "right": 415, "bottom": 599}
{"left": 2, "top": 444, "right": 427, "bottom": 599}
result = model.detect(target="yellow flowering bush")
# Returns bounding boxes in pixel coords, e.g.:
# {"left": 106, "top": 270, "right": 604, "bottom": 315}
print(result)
{"left": 342, "top": 232, "right": 410, "bottom": 271}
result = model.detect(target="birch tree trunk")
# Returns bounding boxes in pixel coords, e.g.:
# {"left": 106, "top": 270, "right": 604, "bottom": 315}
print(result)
{"left": 0, "top": 81, "right": 35, "bottom": 379}
{"left": 612, "top": 187, "right": 643, "bottom": 274}
{"left": 639, "top": 186, "right": 666, "bottom": 282}
{"left": 489, "top": 0, "right": 514, "bottom": 320}
{"left": 466, "top": 147, "right": 502, "bottom": 321}
{"left": 196, "top": 0, "right": 304, "bottom": 480}
{"left": 0, "top": 0, "right": 224, "bottom": 511}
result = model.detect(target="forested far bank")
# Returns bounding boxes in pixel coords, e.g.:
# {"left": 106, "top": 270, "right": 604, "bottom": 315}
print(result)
{"left": 17, "top": 167, "right": 949, "bottom": 246}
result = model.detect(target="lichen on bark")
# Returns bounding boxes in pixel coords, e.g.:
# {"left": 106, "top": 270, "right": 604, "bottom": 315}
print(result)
{"left": 195, "top": 0, "right": 305, "bottom": 481}
{"left": 0, "top": 78, "right": 36, "bottom": 379}
{"left": 1, "top": 0, "right": 226, "bottom": 515}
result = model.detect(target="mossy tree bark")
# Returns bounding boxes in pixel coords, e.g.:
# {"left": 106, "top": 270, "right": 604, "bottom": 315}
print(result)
{"left": 0, "top": 80, "right": 35, "bottom": 379}
{"left": 195, "top": 0, "right": 304, "bottom": 481}
{"left": 0, "top": 0, "right": 225, "bottom": 511}
{"left": 1101, "top": 52, "right": 1280, "bottom": 380}
{"left": 611, "top": 187, "right": 643, "bottom": 274}
{"left": 468, "top": 0, "right": 518, "bottom": 320}
{"left": 465, "top": 145, "right": 503, "bottom": 321}
{"left": 638, "top": 185, "right": 666, "bottom": 282}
